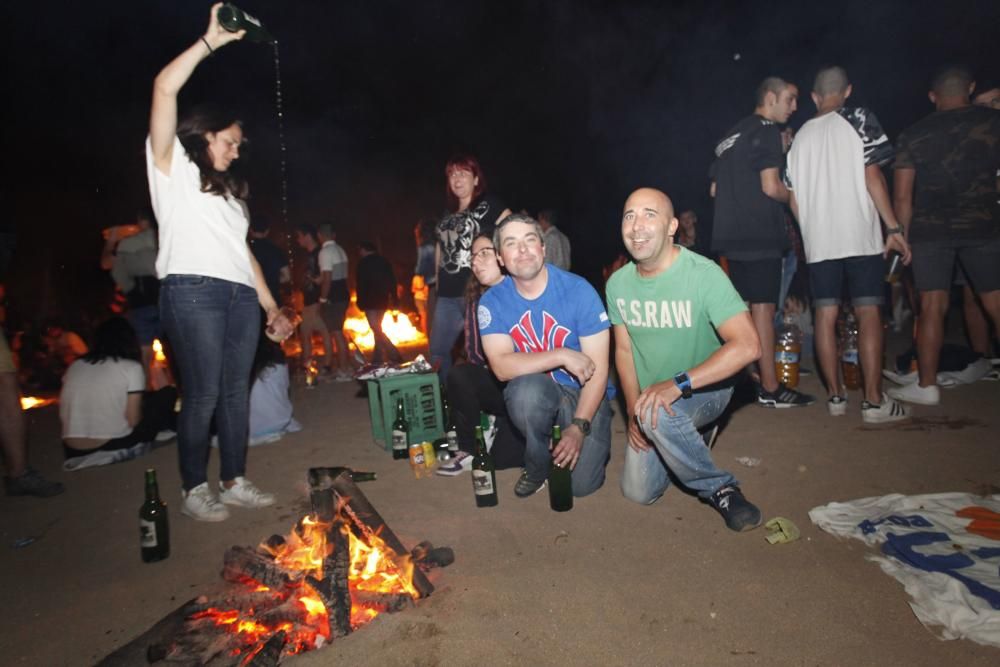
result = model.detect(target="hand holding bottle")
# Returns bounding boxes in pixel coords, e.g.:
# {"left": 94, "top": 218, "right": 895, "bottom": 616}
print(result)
{"left": 265, "top": 306, "right": 299, "bottom": 343}
{"left": 204, "top": 2, "right": 246, "bottom": 53}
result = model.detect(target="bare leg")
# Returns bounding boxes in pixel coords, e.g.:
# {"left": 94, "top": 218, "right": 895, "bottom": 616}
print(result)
{"left": 751, "top": 303, "right": 778, "bottom": 392}
{"left": 332, "top": 331, "right": 350, "bottom": 370}
{"left": 0, "top": 372, "right": 26, "bottom": 477}
{"left": 814, "top": 305, "right": 842, "bottom": 398}
{"left": 916, "top": 290, "right": 949, "bottom": 388}
{"left": 963, "top": 285, "right": 991, "bottom": 356}
{"left": 978, "top": 290, "right": 1000, "bottom": 347}
{"left": 854, "top": 304, "right": 884, "bottom": 404}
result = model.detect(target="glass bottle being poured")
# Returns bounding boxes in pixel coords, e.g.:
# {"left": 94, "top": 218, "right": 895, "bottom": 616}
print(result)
{"left": 217, "top": 3, "right": 275, "bottom": 44}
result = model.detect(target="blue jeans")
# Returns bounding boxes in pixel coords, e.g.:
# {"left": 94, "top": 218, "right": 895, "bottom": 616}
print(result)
{"left": 429, "top": 296, "right": 465, "bottom": 381}
{"left": 621, "top": 387, "right": 736, "bottom": 504}
{"left": 160, "top": 275, "right": 260, "bottom": 490}
{"left": 504, "top": 374, "right": 612, "bottom": 497}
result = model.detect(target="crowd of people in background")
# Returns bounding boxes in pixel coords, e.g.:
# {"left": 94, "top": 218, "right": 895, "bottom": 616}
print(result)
{"left": 2, "top": 3, "right": 997, "bottom": 538}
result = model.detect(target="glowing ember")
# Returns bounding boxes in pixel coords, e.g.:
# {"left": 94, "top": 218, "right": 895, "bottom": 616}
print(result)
{"left": 20, "top": 396, "right": 56, "bottom": 411}
{"left": 195, "top": 510, "right": 419, "bottom": 658}
{"left": 152, "top": 338, "right": 167, "bottom": 362}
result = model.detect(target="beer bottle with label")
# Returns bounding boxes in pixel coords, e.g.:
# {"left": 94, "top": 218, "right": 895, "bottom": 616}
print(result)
{"left": 139, "top": 468, "right": 170, "bottom": 562}
{"left": 217, "top": 3, "right": 275, "bottom": 44}
{"left": 471, "top": 426, "right": 498, "bottom": 507}
{"left": 548, "top": 425, "right": 573, "bottom": 512}
{"left": 444, "top": 398, "right": 459, "bottom": 453}
{"left": 391, "top": 398, "right": 409, "bottom": 460}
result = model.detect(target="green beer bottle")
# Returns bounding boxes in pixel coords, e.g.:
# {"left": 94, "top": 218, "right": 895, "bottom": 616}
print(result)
{"left": 444, "top": 397, "right": 459, "bottom": 453}
{"left": 548, "top": 425, "right": 573, "bottom": 512}
{"left": 217, "top": 3, "right": 275, "bottom": 44}
{"left": 139, "top": 468, "right": 170, "bottom": 562}
{"left": 391, "top": 398, "right": 410, "bottom": 460}
{"left": 471, "top": 426, "right": 498, "bottom": 507}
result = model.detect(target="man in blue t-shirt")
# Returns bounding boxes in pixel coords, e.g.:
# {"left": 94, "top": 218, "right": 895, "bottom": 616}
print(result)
{"left": 479, "top": 214, "right": 613, "bottom": 498}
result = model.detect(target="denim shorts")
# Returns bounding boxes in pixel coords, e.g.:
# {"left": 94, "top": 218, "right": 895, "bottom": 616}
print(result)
{"left": 910, "top": 238, "right": 1000, "bottom": 293}
{"left": 127, "top": 304, "right": 161, "bottom": 345}
{"left": 808, "top": 254, "right": 885, "bottom": 308}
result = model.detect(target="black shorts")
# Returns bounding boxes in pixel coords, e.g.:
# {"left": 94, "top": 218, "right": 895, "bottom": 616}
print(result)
{"left": 727, "top": 258, "right": 782, "bottom": 304}
{"left": 807, "top": 254, "right": 885, "bottom": 308}
{"left": 320, "top": 300, "right": 348, "bottom": 332}
{"left": 911, "top": 238, "right": 1000, "bottom": 293}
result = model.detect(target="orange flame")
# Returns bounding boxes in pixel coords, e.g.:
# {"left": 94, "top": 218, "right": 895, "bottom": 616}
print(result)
{"left": 343, "top": 310, "right": 425, "bottom": 351}
{"left": 20, "top": 396, "right": 56, "bottom": 411}
{"left": 152, "top": 338, "right": 167, "bottom": 362}
{"left": 196, "top": 509, "right": 419, "bottom": 658}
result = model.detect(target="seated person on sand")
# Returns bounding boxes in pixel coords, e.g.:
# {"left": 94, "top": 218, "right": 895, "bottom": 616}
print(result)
{"left": 247, "top": 335, "right": 302, "bottom": 446}
{"left": 440, "top": 234, "right": 526, "bottom": 475}
{"left": 60, "top": 318, "right": 176, "bottom": 470}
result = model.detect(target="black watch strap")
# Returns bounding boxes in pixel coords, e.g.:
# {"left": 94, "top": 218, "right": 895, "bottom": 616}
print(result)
{"left": 571, "top": 417, "right": 591, "bottom": 436}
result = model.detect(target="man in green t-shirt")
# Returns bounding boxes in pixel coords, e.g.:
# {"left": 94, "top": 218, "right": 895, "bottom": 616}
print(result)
{"left": 606, "top": 188, "right": 764, "bottom": 532}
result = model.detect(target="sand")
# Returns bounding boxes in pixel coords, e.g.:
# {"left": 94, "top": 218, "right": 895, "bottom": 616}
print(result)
{"left": 2, "top": 343, "right": 998, "bottom": 666}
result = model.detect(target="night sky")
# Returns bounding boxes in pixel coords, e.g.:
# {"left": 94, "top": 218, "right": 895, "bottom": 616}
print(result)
{"left": 5, "top": 0, "right": 1000, "bottom": 326}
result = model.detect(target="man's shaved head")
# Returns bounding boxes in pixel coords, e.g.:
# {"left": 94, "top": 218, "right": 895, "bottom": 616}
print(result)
{"left": 813, "top": 66, "right": 850, "bottom": 96}
{"left": 624, "top": 188, "right": 674, "bottom": 218}
{"left": 931, "top": 66, "right": 974, "bottom": 98}
{"left": 755, "top": 77, "right": 791, "bottom": 107}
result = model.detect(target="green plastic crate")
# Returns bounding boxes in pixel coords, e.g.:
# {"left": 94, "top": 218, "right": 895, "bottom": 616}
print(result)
{"left": 367, "top": 373, "right": 443, "bottom": 451}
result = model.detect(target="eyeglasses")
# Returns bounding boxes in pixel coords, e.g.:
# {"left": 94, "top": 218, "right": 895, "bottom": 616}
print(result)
{"left": 472, "top": 247, "right": 496, "bottom": 261}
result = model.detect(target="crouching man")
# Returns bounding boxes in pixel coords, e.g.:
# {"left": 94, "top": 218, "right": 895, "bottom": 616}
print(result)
{"left": 607, "top": 188, "right": 764, "bottom": 531}
{"left": 479, "top": 214, "right": 614, "bottom": 498}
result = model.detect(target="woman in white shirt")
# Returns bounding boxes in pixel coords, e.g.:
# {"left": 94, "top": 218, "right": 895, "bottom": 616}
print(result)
{"left": 60, "top": 318, "right": 176, "bottom": 468}
{"left": 147, "top": 4, "right": 291, "bottom": 522}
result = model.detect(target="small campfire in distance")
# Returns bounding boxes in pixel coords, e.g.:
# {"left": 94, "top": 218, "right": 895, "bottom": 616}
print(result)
{"left": 99, "top": 468, "right": 452, "bottom": 667}
{"left": 20, "top": 396, "right": 56, "bottom": 411}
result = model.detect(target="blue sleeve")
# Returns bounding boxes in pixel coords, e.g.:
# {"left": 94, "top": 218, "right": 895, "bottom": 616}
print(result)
{"left": 477, "top": 288, "right": 506, "bottom": 337}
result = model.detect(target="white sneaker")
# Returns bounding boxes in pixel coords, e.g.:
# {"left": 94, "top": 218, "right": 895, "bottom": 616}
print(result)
{"left": 882, "top": 368, "right": 918, "bottom": 385}
{"left": 861, "top": 394, "right": 910, "bottom": 424}
{"left": 436, "top": 451, "right": 473, "bottom": 476}
{"left": 886, "top": 382, "right": 940, "bottom": 406}
{"left": 937, "top": 357, "right": 992, "bottom": 387}
{"left": 219, "top": 477, "right": 276, "bottom": 508}
{"left": 827, "top": 395, "right": 848, "bottom": 417}
{"left": 181, "top": 483, "right": 230, "bottom": 522}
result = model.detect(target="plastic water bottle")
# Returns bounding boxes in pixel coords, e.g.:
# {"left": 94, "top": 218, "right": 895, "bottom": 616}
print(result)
{"left": 774, "top": 314, "right": 802, "bottom": 388}
{"left": 840, "top": 310, "right": 861, "bottom": 391}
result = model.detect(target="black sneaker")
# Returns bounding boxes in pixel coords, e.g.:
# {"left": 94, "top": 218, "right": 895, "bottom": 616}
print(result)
{"left": 513, "top": 470, "right": 546, "bottom": 498}
{"left": 4, "top": 468, "right": 65, "bottom": 498}
{"left": 708, "top": 485, "right": 762, "bottom": 532}
{"left": 758, "top": 384, "right": 815, "bottom": 408}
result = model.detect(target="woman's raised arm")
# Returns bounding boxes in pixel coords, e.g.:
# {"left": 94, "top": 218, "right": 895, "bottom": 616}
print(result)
{"left": 149, "top": 3, "right": 244, "bottom": 174}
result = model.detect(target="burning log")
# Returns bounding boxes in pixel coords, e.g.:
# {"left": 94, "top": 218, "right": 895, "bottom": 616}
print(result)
{"left": 305, "top": 487, "right": 352, "bottom": 638}
{"left": 245, "top": 630, "right": 286, "bottom": 667}
{"left": 95, "top": 598, "right": 201, "bottom": 667}
{"left": 222, "top": 545, "right": 303, "bottom": 590}
{"left": 318, "top": 467, "right": 435, "bottom": 598}
{"left": 353, "top": 591, "right": 416, "bottom": 613}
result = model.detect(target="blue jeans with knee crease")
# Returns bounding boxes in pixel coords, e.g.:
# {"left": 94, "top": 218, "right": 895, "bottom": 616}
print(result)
{"left": 621, "top": 386, "right": 736, "bottom": 504}
{"left": 504, "top": 374, "right": 611, "bottom": 497}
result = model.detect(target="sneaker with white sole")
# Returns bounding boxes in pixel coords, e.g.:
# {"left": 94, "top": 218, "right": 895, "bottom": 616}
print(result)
{"left": 219, "top": 477, "right": 276, "bottom": 508}
{"left": 886, "top": 382, "right": 940, "bottom": 406}
{"left": 861, "top": 394, "right": 910, "bottom": 424}
{"left": 882, "top": 368, "right": 918, "bottom": 385}
{"left": 827, "top": 395, "right": 847, "bottom": 417}
{"left": 181, "top": 482, "right": 230, "bottom": 522}
{"left": 707, "top": 485, "right": 762, "bottom": 532}
{"left": 513, "top": 470, "right": 546, "bottom": 497}
{"left": 758, "top": 384, "right": 815, "bottom": 408}
{"left": 436, "top": 451, "right": 473, "bottom": 476}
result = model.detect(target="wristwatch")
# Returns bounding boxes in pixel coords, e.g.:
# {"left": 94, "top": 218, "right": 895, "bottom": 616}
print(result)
{"left": 886, "top": 226, "right": 904, "bottom": 236}
{"left": 674, "top": 372, "right": 693, "bottom": 399}
{"left": 571, "top": 417, "right": 591, "bottom": 436}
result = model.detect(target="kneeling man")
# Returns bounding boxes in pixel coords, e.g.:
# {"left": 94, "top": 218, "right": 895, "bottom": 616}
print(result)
{"left": 607, "top": 188, "right": 763, "bottom": 531}
{"left": 480, "top": 214, "right": 614, "bottom": 498}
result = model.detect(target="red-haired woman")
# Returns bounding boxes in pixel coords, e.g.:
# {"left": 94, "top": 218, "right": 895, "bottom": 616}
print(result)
{"left": 431, "top": 155, "right": 511, "bottom": 380}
